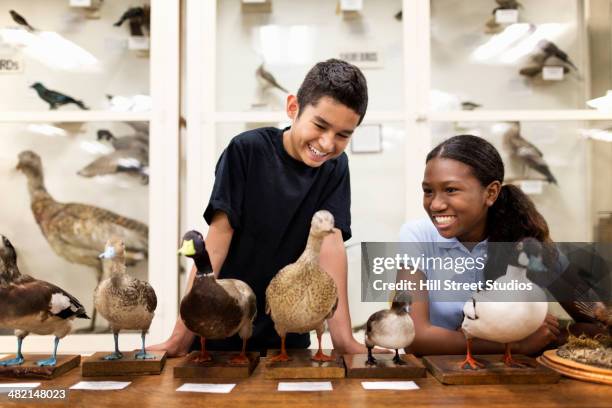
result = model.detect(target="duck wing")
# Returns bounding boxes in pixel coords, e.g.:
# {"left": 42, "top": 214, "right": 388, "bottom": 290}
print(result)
{"left": 78, "top": 149, "right": 148, "bottom": 177}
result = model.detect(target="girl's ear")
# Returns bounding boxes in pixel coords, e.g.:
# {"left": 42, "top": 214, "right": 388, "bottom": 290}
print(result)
{"left": 485, "top": 180, "right": 502, "bottom": 207}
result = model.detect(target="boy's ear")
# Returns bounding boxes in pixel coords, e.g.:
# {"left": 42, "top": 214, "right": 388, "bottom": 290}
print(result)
{"left": 286, "top": 94, "right": 299, "bottom": 120}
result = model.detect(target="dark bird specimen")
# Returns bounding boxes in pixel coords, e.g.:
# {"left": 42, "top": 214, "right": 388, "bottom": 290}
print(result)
{"left": 537, "top": 40, "right": 578, "bottom": 71}
{"left": 95, "top": 238, "right": 157, "bottom": 360}
{"left": 519, "top": 40, "right": 576, "bottom": 78}
{"left": 365, "top": 291, "right": 415, "bottom": 366}
{"left": 256, "top": 64, "right": 289, "bottom": 93}
{"left": 9, "top": 10, "right": 35, "bottom": 32}
{"left": 30, "top": 83, "right": 89, "bottom": 110}
{"left": 394, "top": 10, "right": 402, "bottom": 21}
{"left": 492, "top": 0, "right": 523, "bottom": 13}
{"left": 502, "top": 122, "right": 557, "bottom": 184}
{"left": 178, "top": 231, "right": 257, "bottom": 365}
{"left": 16, "top": 151, "right": 149, "bottom": 332}
{"left": 0, "top": 235, "right": 89, "bottom": 367}
{"left": 114, "top": 7, "right": 145, "bottom": 27}
{"left": 461, "top": 101, "right": 482, "bottom": 111}
{"left": 97, "top": 129, "right": 149, "bottom": 152}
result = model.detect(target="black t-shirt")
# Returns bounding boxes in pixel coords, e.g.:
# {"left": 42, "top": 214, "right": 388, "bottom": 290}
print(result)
{"left": 196, "top": 126, "right": 351, "bottom": 354}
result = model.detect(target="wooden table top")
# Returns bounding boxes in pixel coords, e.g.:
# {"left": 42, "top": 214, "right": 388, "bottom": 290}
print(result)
{"left": 0, "top": 356, "right": 610, "bottom": 408}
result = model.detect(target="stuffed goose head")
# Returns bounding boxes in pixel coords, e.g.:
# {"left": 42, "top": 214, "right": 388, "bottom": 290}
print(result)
{"left": 514, "top": 237, "right": 547, "bottom": 273}
{"left": 310, "top": 210, "right": 335, "bottom": 239}
{"left": 178, "top": 230, "right": 212, "bottom": 275}
{"left": 98, "top": 237, "right": 126, "bottom": 261}
{"left": 0, "top": 235, "right": 19, "bottom": 282}
{"left": 16, "top": 150, "right": 43, "bottom": 176}
{"left": 391, "top": 291, "right": 412, "bottom": 314}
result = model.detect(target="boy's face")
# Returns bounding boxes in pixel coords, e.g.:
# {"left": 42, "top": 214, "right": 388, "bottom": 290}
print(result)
{"left": 284, "top": 95, "right": 360, "bottom": 168}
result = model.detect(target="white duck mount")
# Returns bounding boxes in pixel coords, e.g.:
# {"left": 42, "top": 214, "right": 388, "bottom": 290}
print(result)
{"left": 365, "top": 291, "right": 415, "bottom": 366}
{"left": 461, "top": 238, "right": 548, "bottom": 369}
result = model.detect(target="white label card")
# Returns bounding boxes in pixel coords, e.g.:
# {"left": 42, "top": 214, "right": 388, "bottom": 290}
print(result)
{"left": 338, "top": 50, "right": 383, "bottom": 69}
{"left": 542, "top": 66, "right": 564, "bottom": 81}
{"left": 278, "top": 382, "right": 333, "bottom": 392}
{"left": 340, "top": 0, "right": 363, "bottom": 11}
{"left": 361, "top": 381, "right": 420, "bottom": 390}
{"left": 520, "top": 180, "right": 544, "bottom": 195}
{"left": 495, "top": 9, "right": 519, "bottom": 24}
{"left": 176, "top": 383, "right": 236, "bottom": 394}
{"left": 0, "top": 56, "right": 24, "bottom": 74}
{"left": 0, "top": 383, "right": 40, "bottom": 393}
{"left": 70, "top": 381, "right": 131, "bottom": 390}
{"left": 128, "top": 36, "right": 150, "bottom": 50}
{"left": 70, "top": 0, "right": 92, "bottom": 7}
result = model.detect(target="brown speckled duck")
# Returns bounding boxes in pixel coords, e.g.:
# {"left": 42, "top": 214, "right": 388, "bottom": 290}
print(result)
{"left": 0, "top": 235, "right": 89, "bottom": 367}
{"left": 265, "top": 210, "right": 338, "bottom": 362}
{"left": 95, "top": 237, "right": 157, "bottom": 360}
{"left": 365, "top": 291, "right": 415, "bottom": 366}
{"left": 178, "top": 230, "right": 256, "bottom": 365}
{"left": 16, "top": 150, "right": 148, "bottom": 331}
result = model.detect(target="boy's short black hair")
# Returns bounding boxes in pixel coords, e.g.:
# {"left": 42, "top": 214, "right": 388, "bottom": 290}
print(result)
{"left": 296, "top": 59, "right": 368, "bottom": 125}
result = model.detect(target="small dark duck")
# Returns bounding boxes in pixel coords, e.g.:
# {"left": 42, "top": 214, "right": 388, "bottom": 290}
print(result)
{"left": 0, "top": 235, "right": 89, "bottom": 367}
{"left": 178, "top": 230, "right": 256, "bottom": 364}
{"left": 365, "top": 291, "right": 415, "bottom": 366}
{"left": 95, "top": 237, "right": 157, "bottom": 360}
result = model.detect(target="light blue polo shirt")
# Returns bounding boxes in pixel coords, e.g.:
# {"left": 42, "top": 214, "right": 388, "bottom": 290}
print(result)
{"left": 399, "top": 218, "right": 487, "bottom": 330}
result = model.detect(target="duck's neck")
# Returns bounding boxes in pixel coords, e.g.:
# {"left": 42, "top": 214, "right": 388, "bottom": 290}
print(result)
{"left": 391, "top": 302, "right": 409, "bottom": 315}
{"left": 298, "top": 233, "right": 324, "bottom": 264}
{"left": 193, "top": 253, "right": 213, "bottom": 275}
{"left": 24, "top": 169, "right": 53, "bottom": 203}
{"left": 0, "top": 263, "right": 21, "bottom": 286}
{"left": 109, "top": 256, "right": 127, "bottom": 283}
{"left": 505, "top": 264, "right": 527, "bottom": 280}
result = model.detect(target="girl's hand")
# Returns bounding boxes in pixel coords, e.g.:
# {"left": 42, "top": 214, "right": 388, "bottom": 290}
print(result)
{"left": 517, "top": 313, "right": 559, "bottom": 355}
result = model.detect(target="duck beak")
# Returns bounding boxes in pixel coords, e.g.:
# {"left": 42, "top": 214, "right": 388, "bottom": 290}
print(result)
{"left": 178, "top": 240, "right": 196, "bottom": 256}
{"left": 99, "top": 246, "right": 116, "bottom": 259}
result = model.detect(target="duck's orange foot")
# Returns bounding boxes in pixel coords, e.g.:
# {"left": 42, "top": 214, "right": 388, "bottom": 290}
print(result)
{"left": 193, "top": 351, "right": 212, "bottom": 364}
{"left": 268, "top": 352, "right": 291, "bottom": 362}
{"left": 311, "top": 350, "right": 334, "bottom": 362}
{"left": 229, "top": 353, "right": 250, "bottom": 365}
{"left": 460, "top": 355, "right": 486, "bottom": 370}
{"left": 502, "top": 356, "right": 536, "bottom": 368}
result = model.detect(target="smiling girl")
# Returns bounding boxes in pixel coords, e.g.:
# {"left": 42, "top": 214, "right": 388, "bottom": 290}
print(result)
{"left": 399, "top": 134, "right": 561, "bottom": 356}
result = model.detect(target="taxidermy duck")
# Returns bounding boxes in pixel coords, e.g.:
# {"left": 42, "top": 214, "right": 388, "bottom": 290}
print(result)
{"left": 97, "top": 129, "right": 149, "bottom": 153}
{"left": 461, "top": 238, "right": 548, "bottom": 369}
{"left": 178, "top": 230, "right": 256, "bottom": 365}
{"left": 77, "top": 148, "right": 149, "bottom": 185}
{"left": 95, "top": 237, "right": 157, "bottom": 360}
{"left": 16, "top": 150, "right": 149, "bottom": 332}
{"left": 266, "top": 210, "right": 339, "bottom": 362}
{"left": 0, "top": 235, "right": 89, "bottom": 367}
{"left": 365, "top": 291, "right": 415, "bottom": 366}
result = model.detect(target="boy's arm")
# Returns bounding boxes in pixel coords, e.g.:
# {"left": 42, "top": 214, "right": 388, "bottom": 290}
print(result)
{"left": 147, "top": 211, "right": 234, "bottom": 356}
{"left": 320, "top": 229, "right": 369, "bottom": 354}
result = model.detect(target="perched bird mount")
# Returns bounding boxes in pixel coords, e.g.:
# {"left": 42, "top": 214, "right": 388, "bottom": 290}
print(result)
{"left": 0, "top": 235, "right": 89, "bottom": 367}
{"left": 502, "top": 121, "right": 558, "bottom": 184}
{"left": 16, "top": 151, "right": 148, "bottom": 332}
{"left": 519, "top": 40, "right": 578, "bottom": 80}
{"left": 485, "top": 0, "right": 523, "bottom": 34}
{"left": 9, "top": 10, "right": 35, "bottom": 32}
{"left": 253, "top": 63, "right": 289, "bottom": 108}
{"left": 95, "top": 238, "right": 157, "bottom": 360}
{"left": 266, "top": 210, "right": 339, "bottom": 363}
{"left": 30, "top": 83, "right": 88, "bottom": 110}
{"left": 178, "top": 230, "right": 257, "bottom": 365}
{"left": 365, "top": 291, "right": 415, "bottom": 366}
{"left": 114, "top": 5, "right": 150, "bottom": 37}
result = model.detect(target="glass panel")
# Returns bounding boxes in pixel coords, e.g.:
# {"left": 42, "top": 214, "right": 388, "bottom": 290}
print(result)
{"left": 215, "top": 121, "right": 406, "bottom": 325}
{"left": 430, "top": 0, "right": 595, "bottom": 110}
{"left": 430, "top": 120, "right": 612, "bottom": 242}
{"left": 216, "top": 0, "right": 404, "bottom": 111}
{"left": 0, "top": 121, "right": 149, "bottom": 333}
{"left": 0, "top": 0, "right": 150, "bottom": 111}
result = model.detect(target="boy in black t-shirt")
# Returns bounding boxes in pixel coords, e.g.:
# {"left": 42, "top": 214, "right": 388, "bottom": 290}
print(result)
{"left": 150, "top": 59, "right": 370, "bottom": 356}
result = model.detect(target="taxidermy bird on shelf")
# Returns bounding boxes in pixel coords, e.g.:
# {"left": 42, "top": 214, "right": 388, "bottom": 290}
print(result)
{"left": 95, "top": 238, "right": 157, "bottom": 360}
{"left": 256, "top": 64, "right": 289, "bottom": 94}
{"left": 266, "top": 210, "right": 339, "bottom": 362}
{"left": 30, "top": 83, "right": 89, "bottom": 110}
{"left": 485, "top": 0, "right": 523, "bottom": 34}
{"left": 0, "top": 235, "right": 89, "bottom": 367}
{"left": 9, "top": 10, "right": 35, "bottom": 32}
{"left": 78, "top": 129, "right": 149, "bottom": 184}
{"left": 519, "top": 40, "right": 577, "bottom": 78}
{"left": 461, "top": 238, "right": 548, "bottom": 369}
{"left": 502, "top": 122, "right": 557, "bottom": 184}
{"left": 16, "top": 151, "right": 148, "bottom": 332}
{"left": 365, "top": 291, "right": 415, "bottom": 366}
{"left": 178, "top": 230, "right": 257, "bottom": 365}
{"left": 114, "top": 5, "right": 150, "bottom": 34}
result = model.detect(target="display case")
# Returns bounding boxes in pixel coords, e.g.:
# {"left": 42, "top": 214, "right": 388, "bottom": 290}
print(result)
{"left": 0, "top": 0, "right": 179, "bottom": 353}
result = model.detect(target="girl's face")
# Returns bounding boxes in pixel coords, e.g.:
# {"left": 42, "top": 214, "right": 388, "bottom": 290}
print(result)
{"left": 422, "top": 157, "right": 500, "bottom": 243}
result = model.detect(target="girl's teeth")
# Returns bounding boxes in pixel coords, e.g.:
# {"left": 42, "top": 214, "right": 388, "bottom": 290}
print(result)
{"left": 435, "top": 216, "right": 455, "bottom": 225}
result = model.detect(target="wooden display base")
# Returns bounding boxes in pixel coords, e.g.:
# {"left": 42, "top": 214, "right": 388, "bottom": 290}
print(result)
{"left": 343, "top": 353, "right": 426, "bottom": 379}
{"left": 173, "top": 351, "right": 259, "bottom": 379}
{"left": 264, "top": 349, "right": 345, "bottom": 379}
{"left": 537, "top": 349, "right": 612, "bottom": 385}
{"left": 423, "top": 354, "right": 561, "bottom": 385}
{"left": 81, "top": 351, "right": 166, "bottom": 377}
{"left": 0, "top": 354, "right": 80, "bottom": 379}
